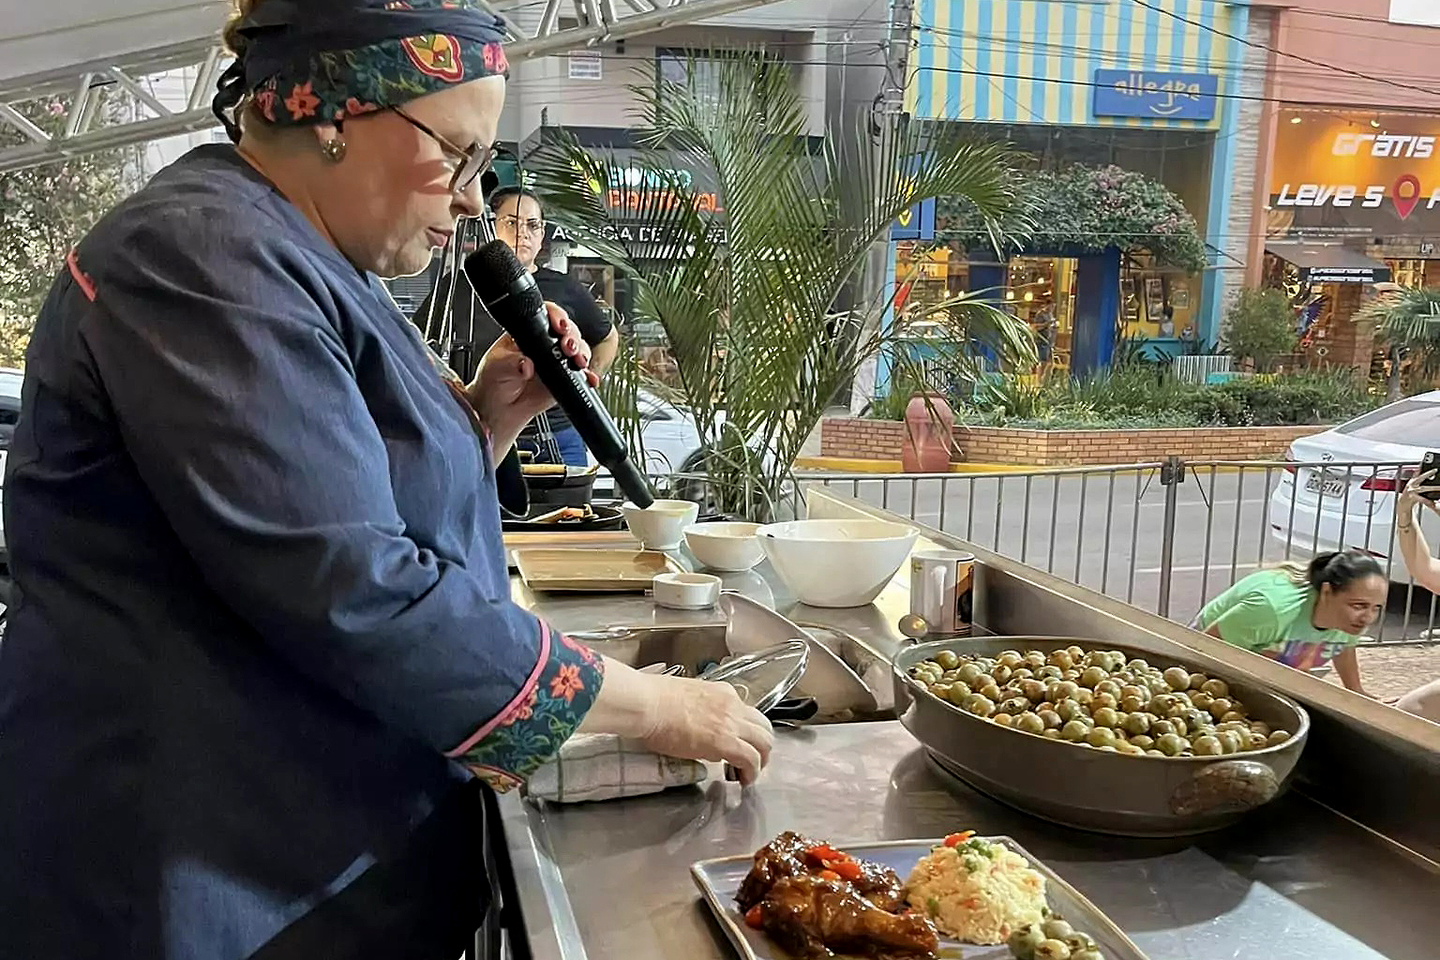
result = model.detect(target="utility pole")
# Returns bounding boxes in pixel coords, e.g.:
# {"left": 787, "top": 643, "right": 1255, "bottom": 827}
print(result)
{"left": 848, "top": 0, "right": 915, "bottom": 413}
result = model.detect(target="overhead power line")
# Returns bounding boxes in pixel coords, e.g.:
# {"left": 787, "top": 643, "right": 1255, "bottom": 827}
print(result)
{"left": 1127, "top": 0, "right": 1440, "bottom": 100}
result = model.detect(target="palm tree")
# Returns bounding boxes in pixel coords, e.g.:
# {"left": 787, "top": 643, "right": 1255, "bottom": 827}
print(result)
{"left": 530, "top": 53, "right": 1036, "bottom": 521}
{"left": 1356, "top": 286, "right": 1440, "bottom": 401}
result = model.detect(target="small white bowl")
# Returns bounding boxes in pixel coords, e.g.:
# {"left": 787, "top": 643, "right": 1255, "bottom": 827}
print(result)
{"left": 652, "top": 572, "right": 722, "bottom": 610}
{"left": 684, "top": 522, "right": 764, "bottom": 572}
{"left": 622, "top": 499, "right": 701, "bottom": 551}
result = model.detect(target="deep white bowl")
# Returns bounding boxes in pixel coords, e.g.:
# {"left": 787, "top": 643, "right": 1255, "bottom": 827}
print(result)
{"left": 683, "top": 522, "right": 764, "bottom": 572}
{"left": 756, "top": 519, "right": 918, "bottom": 608}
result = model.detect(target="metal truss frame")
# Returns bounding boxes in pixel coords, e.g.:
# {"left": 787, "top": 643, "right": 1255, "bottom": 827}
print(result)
{"left": 0, "top": 0, "right": 791, "bottom": 173}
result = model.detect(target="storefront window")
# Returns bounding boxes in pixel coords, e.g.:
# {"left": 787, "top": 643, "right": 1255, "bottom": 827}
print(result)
{"left": 1118, "top": 254, "right": 1196, "bottom": 341}
{"left": 656, "top": 48, "right": 785, "bottom": 108}
{"left": 893, "top": 242, "right": 963, "bottom": 319}
{"left": 1003, "top": 257, "right": 1073, "bottom": 371}
{"left": 1385, "top": 259, "right": 1440, "bottom": 290}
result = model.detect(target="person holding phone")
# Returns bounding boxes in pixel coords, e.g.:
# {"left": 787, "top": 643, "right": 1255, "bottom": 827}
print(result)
{"left": 1387, "top": 469, "right": 1440, "bottom": 722}
{"left": 1195, "top": 551, "right": 1387, "bottom": 696}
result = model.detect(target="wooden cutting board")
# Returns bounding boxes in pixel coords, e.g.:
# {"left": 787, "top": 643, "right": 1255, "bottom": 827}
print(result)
{"left": 513, "top": 547, "right": 681, "bottom": 593}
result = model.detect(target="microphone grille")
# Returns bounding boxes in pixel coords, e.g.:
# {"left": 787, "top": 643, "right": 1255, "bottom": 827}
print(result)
{"left": 464, "top": 240, "right": 533, "bottom": 306}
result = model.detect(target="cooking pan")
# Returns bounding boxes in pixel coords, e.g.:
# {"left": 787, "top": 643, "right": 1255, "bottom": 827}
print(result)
{"left": 523, "top": 465, "right": 599, "bottom": 507}
{"left": 501, "top": 503, "right": 624, "bottom": 533}
{"left": 892, "top": 637, "right": 1310, "bottom": 837}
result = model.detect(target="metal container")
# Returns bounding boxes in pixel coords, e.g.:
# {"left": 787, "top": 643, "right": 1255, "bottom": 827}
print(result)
{"left": 908, "top": 549, "right": 975, "bottom": 635}
{"left": 892, "top": 637, "right": 1311, "bottom": 837}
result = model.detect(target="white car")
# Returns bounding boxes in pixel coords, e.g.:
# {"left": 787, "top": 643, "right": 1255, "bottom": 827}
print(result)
{"left": 590, "top": 388, "right": 709, "bottom": 500}
{"left": 590, "top": 388, "right": 789, "bottom": 510}
{"left": 1268, "top": 390, "right": 1440, "bottom": 583}
{"left": 631, "top": 388, "right": 708, "bottom": 480}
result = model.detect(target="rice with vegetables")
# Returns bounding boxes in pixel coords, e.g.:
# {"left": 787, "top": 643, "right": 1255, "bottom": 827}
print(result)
{"left": 904, "top": 834, "right": 1047, "bottom": 944}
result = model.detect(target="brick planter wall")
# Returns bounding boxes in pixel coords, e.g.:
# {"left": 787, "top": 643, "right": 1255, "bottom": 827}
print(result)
{"left": 819, "top": 418, "right": 1328, "bottom": 467}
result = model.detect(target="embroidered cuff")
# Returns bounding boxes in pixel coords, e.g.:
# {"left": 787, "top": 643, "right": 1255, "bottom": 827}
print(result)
{"left": 445, "top": 622, "right": 604, "bottom": 793}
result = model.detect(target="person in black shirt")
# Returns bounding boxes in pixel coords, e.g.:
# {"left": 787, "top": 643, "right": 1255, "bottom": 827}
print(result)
{"left": 413, "top": 186, "right": 619, "bottom": 465}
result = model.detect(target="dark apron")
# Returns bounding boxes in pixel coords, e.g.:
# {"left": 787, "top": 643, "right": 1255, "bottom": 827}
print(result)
{"left": 250, "top": 781, "right": 512, "bottom": 960}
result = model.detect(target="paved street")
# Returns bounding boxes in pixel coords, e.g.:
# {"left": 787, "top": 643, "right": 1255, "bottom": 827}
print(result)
{"left": 806, "top": 467, "right": 1440, "bottom": 645}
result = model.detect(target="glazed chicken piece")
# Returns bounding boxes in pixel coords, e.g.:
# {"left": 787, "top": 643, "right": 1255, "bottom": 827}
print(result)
{"left": 735, "top": 832, "right": 905, "bottom": 912}
{"left": 755, "top": 875, "right": 940, "bottom": 960}
{"left": 846, "top": 856, "right": 907, "bottom": 912}
{"left": 736, "top": 831, "right": 813, "bottom": 910}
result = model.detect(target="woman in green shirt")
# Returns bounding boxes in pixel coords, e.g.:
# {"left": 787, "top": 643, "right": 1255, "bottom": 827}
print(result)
{"left": 1196, "top": 550, "right": 1387, "bottom": 697}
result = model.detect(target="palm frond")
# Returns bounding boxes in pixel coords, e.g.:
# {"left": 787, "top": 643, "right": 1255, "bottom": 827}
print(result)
{"left": 528, "top": 51, "right": 1032, "bottom": 519}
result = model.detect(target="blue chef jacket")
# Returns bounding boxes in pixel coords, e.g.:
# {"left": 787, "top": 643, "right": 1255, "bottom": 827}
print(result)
{"left": 0, "top": 145, "right": 602, "bottom": 959}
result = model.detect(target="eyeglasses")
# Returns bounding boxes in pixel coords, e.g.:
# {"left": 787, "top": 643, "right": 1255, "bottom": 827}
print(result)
{"left": 392, "top": 105, "right": 494, "bottom": 194}
{"left": 497, "top": 214, "right": 546, "bottom": 236}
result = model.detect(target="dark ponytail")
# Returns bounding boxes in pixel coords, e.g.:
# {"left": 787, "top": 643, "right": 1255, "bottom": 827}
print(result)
{"left": 1305, "top": 550, "right": 1385, "bottom": 593}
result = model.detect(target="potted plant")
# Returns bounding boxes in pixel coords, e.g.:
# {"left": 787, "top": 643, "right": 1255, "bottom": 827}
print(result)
{"left": 531, "top": 52, "right": 1035, "bottom": 521}
{"left": 1223, "top": 288, "right": 1298, "bottom": 374}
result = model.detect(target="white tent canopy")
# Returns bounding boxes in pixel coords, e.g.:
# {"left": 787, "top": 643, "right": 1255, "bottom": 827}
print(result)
{"left": 1, "top": 1, "right": 227, "bottom": 92}
{"left": 0, "top": 0, "right": 791, "bottom": 172}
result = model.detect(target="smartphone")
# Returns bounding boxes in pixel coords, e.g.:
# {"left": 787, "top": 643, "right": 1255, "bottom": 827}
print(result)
{"left": 1420, "top": 452, "right": 1440, "bottom": 499}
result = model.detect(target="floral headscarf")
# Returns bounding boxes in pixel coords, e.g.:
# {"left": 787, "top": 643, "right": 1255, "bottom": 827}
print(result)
{"left": 214, "top": 0, "right": 509, "bottom": 141}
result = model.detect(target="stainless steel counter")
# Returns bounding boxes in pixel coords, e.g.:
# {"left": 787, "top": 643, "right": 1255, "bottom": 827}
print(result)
{"left": 498, "top": 494, "right": 1440, "bottom": 960}
{"left": 499, "top": 721, "right": 1440, "bottom": 960}
{"left": 507, "top": 541, "right": 914, "bottom": 664}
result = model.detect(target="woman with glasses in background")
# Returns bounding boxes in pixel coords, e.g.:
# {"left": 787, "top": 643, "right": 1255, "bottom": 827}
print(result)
{"left": 414, "top": 185, "right": 619, "bottom": 467}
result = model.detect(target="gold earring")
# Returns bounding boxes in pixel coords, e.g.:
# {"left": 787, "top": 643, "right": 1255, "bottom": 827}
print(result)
{"left": 320, "top": 138, "right": 348, "bottom": 163}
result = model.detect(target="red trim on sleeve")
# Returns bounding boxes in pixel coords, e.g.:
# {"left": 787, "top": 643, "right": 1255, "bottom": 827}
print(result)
{"left": 67, "top": 250, "right": 97, "bottom": 302}
{"left": 444, "top": 620, "right": 552, "bottom": 758}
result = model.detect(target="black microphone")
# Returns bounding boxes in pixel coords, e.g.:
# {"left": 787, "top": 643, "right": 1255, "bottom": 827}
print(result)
{"left": 463, "top": 240, "right": 656, "bottom": 509}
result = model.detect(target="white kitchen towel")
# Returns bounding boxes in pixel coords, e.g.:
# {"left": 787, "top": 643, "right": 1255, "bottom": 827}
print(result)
{"left": 524, "top": 733, "right": 708, "bottom": 804}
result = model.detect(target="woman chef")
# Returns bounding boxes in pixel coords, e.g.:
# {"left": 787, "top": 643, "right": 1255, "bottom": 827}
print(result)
{"left": 0, "top": 2, "right": 772, "bottom": 958}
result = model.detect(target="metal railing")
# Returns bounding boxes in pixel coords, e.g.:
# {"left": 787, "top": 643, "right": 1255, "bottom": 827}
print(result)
{"left": 1171, "top": 355, "right": 1233, "bottom": 385}
{"left": 797, "top": 457, "right": 1440, "bottom": 645}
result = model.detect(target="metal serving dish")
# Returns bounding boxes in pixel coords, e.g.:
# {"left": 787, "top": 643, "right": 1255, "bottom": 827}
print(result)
{"left": 892, "top": 637, "right": 1311, "bottom": 837}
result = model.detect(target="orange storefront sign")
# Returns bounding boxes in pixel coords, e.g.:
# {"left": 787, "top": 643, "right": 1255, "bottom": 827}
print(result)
{"left": 1269, "top": 113, "right": 1440, "bottom": 220}
{"left": 606, "top": 189, "right": 723, "bottom": 214}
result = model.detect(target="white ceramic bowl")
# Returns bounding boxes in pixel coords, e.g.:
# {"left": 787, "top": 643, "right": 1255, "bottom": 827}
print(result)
{"left": 652, "top": 572, "right": 722, "bottom": 610}
{"left": 683, "top": 522, "right": 764, "bottom": 572}
{"left": 756, "top": 519, "right": 918, "bottom": 608}
{"left": 622, "top": 499, "right": 700, "bottom": 550}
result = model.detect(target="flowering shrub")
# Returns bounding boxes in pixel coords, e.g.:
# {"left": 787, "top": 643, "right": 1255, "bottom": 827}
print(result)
{"left": 936, "top": 163, "right": 1208, "bottom": 272}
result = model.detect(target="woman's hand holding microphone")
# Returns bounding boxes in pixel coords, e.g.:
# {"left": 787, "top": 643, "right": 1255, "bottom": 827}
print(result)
{"left": 578, "top": 656, "right": 776, "bottom": 786}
